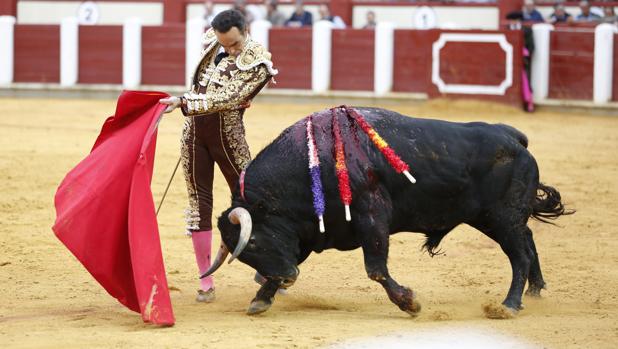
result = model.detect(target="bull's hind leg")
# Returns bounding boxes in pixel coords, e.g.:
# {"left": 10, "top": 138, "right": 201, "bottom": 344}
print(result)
{"left": 358, "top": 220, "right": 421, "bottom": 316}
{"left": 524, "top": 226, "right": 546, "bottom": 297}
{"left": 473, "top": 154, "right": 541, "bottom": 317}
{"left": 473, "top": 214, "right": 533, "bottom": 315}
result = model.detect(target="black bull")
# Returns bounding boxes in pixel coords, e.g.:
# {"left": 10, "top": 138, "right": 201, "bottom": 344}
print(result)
{"left": 203, "top": 107, "right": 571, "bottom": 316}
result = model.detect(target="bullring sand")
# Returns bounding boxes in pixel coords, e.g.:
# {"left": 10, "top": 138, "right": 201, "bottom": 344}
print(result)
{"left": 0, "top": 98, "right": 617, "bottom": 348}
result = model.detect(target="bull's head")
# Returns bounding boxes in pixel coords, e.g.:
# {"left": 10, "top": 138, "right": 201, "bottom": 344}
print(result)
{"left": 200, "top": 206, "right": 300, "bottom": 288}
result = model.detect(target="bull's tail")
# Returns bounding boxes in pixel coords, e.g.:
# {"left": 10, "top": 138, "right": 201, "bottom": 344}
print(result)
{"left": 531, "top": 182, "right": 574, "bottom": 224}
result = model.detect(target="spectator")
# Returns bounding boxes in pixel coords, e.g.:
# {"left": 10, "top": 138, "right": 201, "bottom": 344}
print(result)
{"left": 203, "top": 0, "right": 216, "bottom": 27}
{"left": 576, "top": 0, "right": 601, "bottom": 21}
{"left": 504, "top": 10, "right": 535, "bottom": 112}
{"left": 522, "top": 0, "right": 544, "bottom": 22}
{"left": 505, "top": 10, "right": 524, "bottom": 29}
{"left": 264, "top": 0, "right": 286, "bottom": 27}
{"left": 363, "top": 10, "right": 377, "bottom": 29}
{"left": 318, "top": 4, "right": 346, "bottom": 29}
{"left": 548, "top": 3, "right": 573, "bottom": 23}
{"left": 602, "top": 6, "right": 617, "bottom": 23}
{"left": 233, "top": 0, "right": 254, "bottom": 24}
{"left": 285, "top": 0, "right": 313, "bottom": 27}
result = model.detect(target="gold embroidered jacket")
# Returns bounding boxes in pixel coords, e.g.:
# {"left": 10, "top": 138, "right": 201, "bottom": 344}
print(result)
{"left": 180, "top": 28, "right": 277, "bottom": 116}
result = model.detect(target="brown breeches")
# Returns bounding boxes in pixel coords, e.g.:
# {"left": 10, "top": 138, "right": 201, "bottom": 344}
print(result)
{"left": 181, "top": 111, "right": 250, "bottom": 231}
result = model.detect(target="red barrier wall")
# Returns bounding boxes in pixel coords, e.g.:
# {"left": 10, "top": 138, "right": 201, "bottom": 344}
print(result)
{"left": 13, "top": 25, "right": 60, "bottom": 83}
{"left": 440, "top": 42, "right": 506, "bottom": 85}
{"left": 331, "top": 29, "right": 374, "bottom": 91}
{"left": 393, "top": 30, "right": 435, "bottom": 93}
{"left": 613, "top": 33, "right": 618, "bottom": 102}
{"left": 548, "top": 29, "right": 595, "bottom": 100}
{"left": 0, "top": 0, "right": 17, "bottom": 16}
{"left": 268, "top": 28, "right": 312, "bottom": 89}
{"left": 142, "top": 25, "right": 185, "bottom": 86}
{"left": 79, "top": 26, "right": 123, "bottom": 84}
{"left": 9, "top": 23, "right": 616, "bottom": 107}
{"left": 427, "top": 30, "right": 522, "bottom": 106}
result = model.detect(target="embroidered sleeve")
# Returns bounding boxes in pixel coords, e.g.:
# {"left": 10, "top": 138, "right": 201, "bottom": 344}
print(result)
{"left": 180, "top": 64, "right": 270, "bottom": 116}
{"left": 180, "top": 91, "right": 209, "bottom": 116}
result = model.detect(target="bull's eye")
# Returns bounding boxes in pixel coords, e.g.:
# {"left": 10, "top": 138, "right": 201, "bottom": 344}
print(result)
{"left": 247, "top": 237, "right": 257, "bottom": 250}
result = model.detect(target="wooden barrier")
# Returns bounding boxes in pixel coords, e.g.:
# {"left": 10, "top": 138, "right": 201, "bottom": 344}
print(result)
{"left": 426, "top": 30, "right": 523, "bottom": 106}
{"left": 331, "top": 29, "right": 374, "bottom": 91}
{"left": 614, "top": 32, "right": 618, "bottom": 102}
{"left": 393, "top": 30, "right": 436, "bottom": 93}
{"left": 6, "top": 22, "right": 616, "bottom": 107}
{"left": 78, "top": 26, "right": 122, "bottom": 84}
{"left": 141, "top": 24, "right": 185, "bottom": 86}
{"left": 268, "top": 28, "right": 312, "bottom": 90}
{"left": 548, "top": 28, "right": 595, "bottom": 100}
{"left": 14, "top": 25, "right": 60, "bottom": 83}
{"left": 440, "top": 42, "right": 506, "bottom": 85}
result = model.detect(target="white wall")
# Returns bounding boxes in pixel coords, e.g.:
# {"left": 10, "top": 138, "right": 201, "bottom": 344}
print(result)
{"left": 17, "top": 1, "right": 163, "bottom": 25}
{"left": 353, "top": 5, "right": 499, "bottom": 30}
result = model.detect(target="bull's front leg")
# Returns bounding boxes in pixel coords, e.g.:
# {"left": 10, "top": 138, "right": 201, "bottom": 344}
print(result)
{"left": 360, "top": 224, "right": 421, "bottom": 317}
{"left": 247, "top": 278, "right": 281, "bottom": 315}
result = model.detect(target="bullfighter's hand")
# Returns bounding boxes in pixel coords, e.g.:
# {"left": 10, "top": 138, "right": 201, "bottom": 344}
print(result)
{"left": 160, "top": 96, "right": 181, "bottom": 113}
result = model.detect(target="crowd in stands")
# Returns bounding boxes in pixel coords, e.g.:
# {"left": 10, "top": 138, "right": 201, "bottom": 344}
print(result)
{"left": 204, "top": 0, "right": 617, "bottom": 29}
{"left": 510, "top": 0, "right": 616, "bottom": 25}
{"left": 203, "top": 0, "right": 358, "bottom": 29}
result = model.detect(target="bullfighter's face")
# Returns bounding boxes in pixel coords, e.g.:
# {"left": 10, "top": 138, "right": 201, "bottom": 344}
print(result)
{"left": 214, "top": 26, "right": 247, "bottom": 57}
{"left": 217, "top": 208, "right": 300, "bottom": 286}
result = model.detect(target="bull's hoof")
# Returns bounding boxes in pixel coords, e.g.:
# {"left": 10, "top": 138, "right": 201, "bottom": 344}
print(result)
{"left": 395, "top": 289, "right": 421, "bottom": 317}
{"left": 247, "top": 300, "right": 272, "bottom": 315}
{"left": 525, "top": 284, "right": 546, "bottom": 298}
{"left": 482, "top": 301, "right": 518, "bottom": 319}
{"left": 524, "top": 288, "right": 542, "bottom": 297}
{"left": 404, "top": 299, "right": 422, "bottom": 317}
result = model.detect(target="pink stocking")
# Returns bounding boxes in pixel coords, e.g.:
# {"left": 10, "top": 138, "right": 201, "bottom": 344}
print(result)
{"left": 521, "top": 70, "right": 534, "bottom": 112}
{"left": 191, "top": 230, "right": 214, "bottom": 291}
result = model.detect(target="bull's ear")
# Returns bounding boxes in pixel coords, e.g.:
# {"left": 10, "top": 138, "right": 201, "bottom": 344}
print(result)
{"left": 217, "top": 209, "right": 239, "bottom": 233}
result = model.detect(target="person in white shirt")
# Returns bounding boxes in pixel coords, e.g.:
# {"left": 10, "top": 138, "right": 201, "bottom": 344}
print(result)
{"left": 318, "top": 4, "right": 346, "bottom": 29}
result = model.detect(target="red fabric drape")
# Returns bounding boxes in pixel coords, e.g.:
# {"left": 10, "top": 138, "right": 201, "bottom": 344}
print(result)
{"left": 53, "top": 90, "right": 175, "bottom": 326}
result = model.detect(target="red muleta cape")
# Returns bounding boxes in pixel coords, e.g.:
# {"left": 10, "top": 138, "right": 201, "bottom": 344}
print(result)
{"left": 52, "top": 90, "right": 175, "bottom": 326}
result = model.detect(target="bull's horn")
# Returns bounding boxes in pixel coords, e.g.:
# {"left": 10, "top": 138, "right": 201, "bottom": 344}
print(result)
{"left": 200, "top": 243, "right": 229, "bottom": 278}
{"left": 227, "top": 207, "right": 252, "bottom": 264}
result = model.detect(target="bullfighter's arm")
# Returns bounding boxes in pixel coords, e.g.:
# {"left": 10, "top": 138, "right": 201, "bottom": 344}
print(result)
{"left": 180, "top": 64, "right": 270, "bottom": 116}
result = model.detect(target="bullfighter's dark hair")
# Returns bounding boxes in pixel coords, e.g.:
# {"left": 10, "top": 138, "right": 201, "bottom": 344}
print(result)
{"left": 212, "top": 9, "right": 246, "bottom": 33}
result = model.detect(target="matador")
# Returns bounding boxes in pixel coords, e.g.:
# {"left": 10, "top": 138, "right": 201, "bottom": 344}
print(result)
{"left": 160, "top": 9, "right": 277, "bottom": 302}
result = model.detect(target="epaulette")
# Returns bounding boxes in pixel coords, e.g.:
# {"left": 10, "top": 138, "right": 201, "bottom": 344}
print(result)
{"left": 200, "top": 28, "right": 219, "bottom": 56}
{"left": 236, "top": 39, "right": 278, "bottom": 76}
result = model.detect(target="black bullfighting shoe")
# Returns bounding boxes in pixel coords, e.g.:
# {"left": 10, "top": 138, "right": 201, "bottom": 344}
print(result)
{"left": 196, "top": 288, "right": 216, "bottom": 303}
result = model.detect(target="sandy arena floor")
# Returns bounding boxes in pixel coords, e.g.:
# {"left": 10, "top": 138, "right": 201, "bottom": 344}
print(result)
{"left": 0, "top": 97, "right": 617, "bottom": 348}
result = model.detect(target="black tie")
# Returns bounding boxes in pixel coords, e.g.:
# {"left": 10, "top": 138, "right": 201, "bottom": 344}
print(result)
{"left": 215, "top": 52, "right": 229, "bottom": 65}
